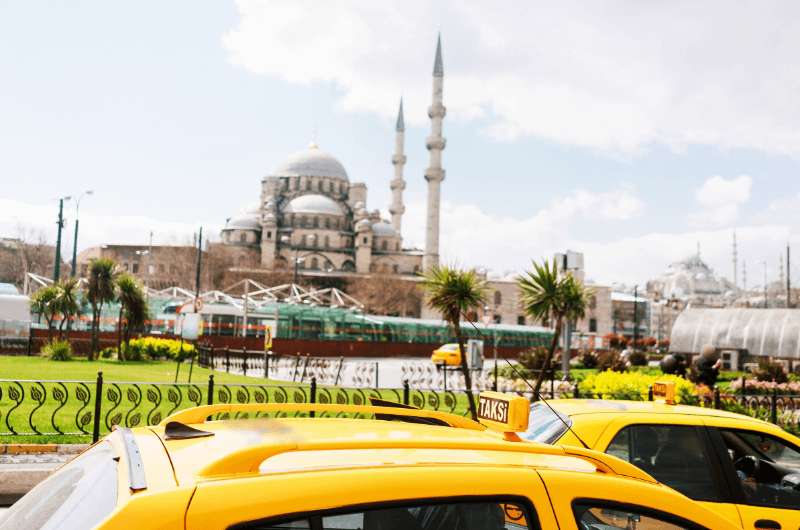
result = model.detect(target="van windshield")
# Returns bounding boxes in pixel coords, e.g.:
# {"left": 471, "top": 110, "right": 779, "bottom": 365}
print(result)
{"left": 0, "top": 440, "right": 118, "bottom": 530}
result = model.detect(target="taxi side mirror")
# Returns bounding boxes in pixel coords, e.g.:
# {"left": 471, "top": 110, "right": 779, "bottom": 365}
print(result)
{"left": 781, "top": 472, "right": 800, "bottom": 491}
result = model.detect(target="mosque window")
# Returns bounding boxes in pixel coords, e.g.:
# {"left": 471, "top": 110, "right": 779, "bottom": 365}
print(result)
{"left": 240, "top": 233, "right": 247, "bottom": 243}
{"left": 324, "top": 235, "right": 330, "bottom": 248}
{"left": 266, "top": 231, "right": 272, "bottom": 239}
{"left": 589, "top": 318, "right": 598, "bottom": 333}
{"left": 132, "top": 263, "right": 139, "bottom": 274}
{"left": 305, "top": 180, "right": 311, "bottom": 191}
{"left": 396, "top": 242, "right": 400, "bottom": 251}
{"left": 517, "top": 316, "right": 525, "bottom": 325}
{"left": 313, "top": 217, "right": 319, "bottom": 228}
{"left": 324, "top": 218, "right": 330, "bottom": 229}
{"left": 311, "top": 257, "right": 319, "bottom": 270}
{"left": 393, "top": 264, "right": 399, "bottom": 273}
{"left": 362, "top": 237, "right": 368, "bottom": 245}
{"left": 381, "top": 240, "right": 388, "bottom": 251}
{"left": 494, "top": 291, "right": 502, "bottom": 306}
{"left": 301, "top": 234, "right": 307, "bottom": 247}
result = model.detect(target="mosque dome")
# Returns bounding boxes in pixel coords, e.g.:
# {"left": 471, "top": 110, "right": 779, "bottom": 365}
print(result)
{"left": 271, "top": 144, "right": 349, "bottom": 180}
{"left": 284, "top": 194, "right": 344, "bottom": 216}
{"left": 371, "top": 221, "right": 399, "bottom": 237}
{"left": 226, "top": 205, "right": 261, "bottom": 231}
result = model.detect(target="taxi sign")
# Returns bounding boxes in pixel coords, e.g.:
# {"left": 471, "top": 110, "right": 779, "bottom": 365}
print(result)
{"left": 477, "top": 392, "right": 529, "bottom": 433}
{"left": 652, "top": 380, "right": 676, "bottom": 405}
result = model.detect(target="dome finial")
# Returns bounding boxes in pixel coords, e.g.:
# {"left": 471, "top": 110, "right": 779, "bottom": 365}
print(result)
{"left": 308, "top": 141, "right": 319, "bottom": 150}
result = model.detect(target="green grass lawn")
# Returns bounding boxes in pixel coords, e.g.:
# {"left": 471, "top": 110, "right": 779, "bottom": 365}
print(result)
{"left": 0, "top": 355, "right": 469, "bottom": 444}
{"left": 0, "top": 355, "right": 266, "bottom": 384}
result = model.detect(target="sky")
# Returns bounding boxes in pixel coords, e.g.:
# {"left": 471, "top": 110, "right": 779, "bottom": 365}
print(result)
{"left": 1, "top": 1, "right": 799, "bottom": 287}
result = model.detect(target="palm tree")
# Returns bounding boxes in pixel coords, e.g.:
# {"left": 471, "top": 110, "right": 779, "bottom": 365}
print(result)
{"left": 54, "top": 278, "right": 80, "bottom": 340}
{"left": 87, "top": 258, "right": 117, "bottom": 360}
{"left": 30, "top": 285, "right": 60, "bottom": 342}
{"left": 116, "top": 274, "right": 148, "bottom": 360}
{"left": 517, "top": 259, "right": 591, "bottom": 399}
{"left": 420, "top": 265, "right": 486, "bottom": 420}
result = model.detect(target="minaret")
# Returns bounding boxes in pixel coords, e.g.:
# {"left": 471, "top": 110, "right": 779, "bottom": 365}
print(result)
{"left": 389, "top": 98, "right": 406, "bottom": 233}
{"left": 732, "top": 230, "right": 738, "bottom": 289}
{"left": 423, "top": 34, "right": 446, "bottom": 271}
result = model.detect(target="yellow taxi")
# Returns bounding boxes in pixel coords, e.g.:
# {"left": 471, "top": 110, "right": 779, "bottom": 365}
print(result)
{"left": 431, "top": 343, "right": 462, "bottom": 366}
{"left": 521, "top": 383, "right": 800, "bottom": 529}
{"left": 0, "top": 392, "right": 738, "bottom": 530}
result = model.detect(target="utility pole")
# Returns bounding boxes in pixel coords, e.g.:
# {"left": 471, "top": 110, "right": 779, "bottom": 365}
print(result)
{"left": 53, "top": 196, "right": 71, "bottom": 282}
{"left": 632, "top": 285, "right": 639, "bottom": 350}
{"left": 787, "top": 244, "right": 792, "bottom": 308}
{"left": 194, "top": 227, "right": 203, "bottom": 312}
{"left": 70, "top": 190, "right": 93, "bottom": 278}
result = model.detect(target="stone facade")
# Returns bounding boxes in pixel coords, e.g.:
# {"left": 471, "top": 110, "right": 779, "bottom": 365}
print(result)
{"left": 76, "top": 244, "right": 204, "bottom": 289}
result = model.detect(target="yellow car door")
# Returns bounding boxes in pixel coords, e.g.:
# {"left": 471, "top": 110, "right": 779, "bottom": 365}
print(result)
{"left": 703, "top": 420, "right": 800, "bottom": 530}
{"left": 595, "top": 414, "right": 743, "bottom": 527}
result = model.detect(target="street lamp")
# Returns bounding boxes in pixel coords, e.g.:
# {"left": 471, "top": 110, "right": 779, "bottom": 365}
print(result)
{"left": 71, "top": 190, "right": 93, "bottom": 278}
{"left": 281, "top": 234, "right": 315, "bottom": 284}
{"left": 53, "top": 195, "right": 72, "bottom": 282}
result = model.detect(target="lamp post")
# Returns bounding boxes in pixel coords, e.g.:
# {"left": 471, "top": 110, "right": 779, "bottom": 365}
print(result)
{"left": 70, "top": 190, "right": 93, "bottom": 278}
{"left": 53, "top": 195, "right": 72, "bottom": 282}
{"left": 282, "top": 234, "right": 315, "bottom": 284}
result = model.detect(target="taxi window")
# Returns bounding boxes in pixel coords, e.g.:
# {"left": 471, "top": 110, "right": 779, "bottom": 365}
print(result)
{"left": 233, "top": 500, "right": 538, "bottom": 530}
{"left": 605, "top": 425, "right": 721, "bottom": 502}
{"left": 573, "top": 501, "right": 702, "bottom": 530}
{"left": 521, "top": 403, "right": 571, "bottom": 444}
{"left": 719, "top": 429, "right": 800, "bottom": 510}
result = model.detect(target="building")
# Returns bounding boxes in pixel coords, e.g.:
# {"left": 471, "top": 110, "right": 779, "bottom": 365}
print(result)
{"left": 219, "top": 36, "right": 448, "bottom": 278}
{"left": 647, "top": 253, "right": 735, "bottom": 308}
{"left": 76, "top": 244, "right": 204, "bottom": 289}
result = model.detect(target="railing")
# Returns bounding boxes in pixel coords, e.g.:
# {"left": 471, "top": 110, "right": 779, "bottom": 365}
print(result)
{"left": 2, "top": 372, "right": 798, "bottom": 443}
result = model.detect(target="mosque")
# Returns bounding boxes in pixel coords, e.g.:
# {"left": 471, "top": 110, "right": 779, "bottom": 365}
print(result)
{"left": 220, "top": 37, "right": 447, "bottom": 277}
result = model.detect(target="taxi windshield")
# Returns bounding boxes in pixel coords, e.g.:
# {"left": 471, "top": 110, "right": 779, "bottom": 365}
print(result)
{"left": 0, "top": 440, "right": 118, "bottom": 530}
{"left": 520, "top": 402, "right": 571, "bottom": 444}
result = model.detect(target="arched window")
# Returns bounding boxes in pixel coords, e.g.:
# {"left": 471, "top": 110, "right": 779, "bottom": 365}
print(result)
{"left": 324, "top": 235, "right": 330, "bottom": 248}
{"left": 301, "top": 234, "right": 307, "bottom": 247}
{"left": 311, "top": 257, "right": 319, "bottom": 270}
{"left": 305, "top": 180, "right": 311, "bottom": 191}
{"left": 342, "top": 260, "right": 355, "bottom": 272}
{"left": 381, "top": 240, "right": 388, "bottom": 251}
{"left": 313, "top": 217, "right": 319, "bottom": 228}
{"left": 494, "top": 291, "right": 502, "bottom": 307}
{"left": 324, "top": 218, "right": 330, "bottom": 229}
{"left": 240, "top": 233, "right": 247, "bottom": 243}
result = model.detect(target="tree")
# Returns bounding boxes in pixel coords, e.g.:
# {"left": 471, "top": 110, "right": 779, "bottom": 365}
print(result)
{"left": 116, "top": 274, "right": 148, "bottom": 359}
{"left": 30, "top": 285, "right": 60, "bottom": 342}
{"left": 517, "top": 259, "right": 591, "bottom": 399}
{"left": 87, "top": 258, "right": 117, "bottom": 360}
{"left": 54, "top": 278, "right": 80, "bottom": 340}
{"left": 420, "top": 265, "right": 486, "bottom": 420}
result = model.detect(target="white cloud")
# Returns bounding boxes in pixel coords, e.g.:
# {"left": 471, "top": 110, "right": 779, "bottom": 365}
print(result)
{"left": 224, "top": 1, "right": 800, "bottom": 155}
{"left": 690, "top": 175, "right": 752, "bottom": 226}
{"left": 402, "top": 187, "right": 796, "bottom": 285}
{"left": 0, "top": 199, "right": 221, "bottom": 251}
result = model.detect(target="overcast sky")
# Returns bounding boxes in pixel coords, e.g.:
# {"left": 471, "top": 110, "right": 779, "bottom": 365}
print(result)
{"left": 1, "top": 1, "right": 799, "bottom": 287}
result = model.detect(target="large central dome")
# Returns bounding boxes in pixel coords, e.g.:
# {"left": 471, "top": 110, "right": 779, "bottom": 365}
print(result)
{"left": 271, "top": 143, "right": 349, "bottom": 180}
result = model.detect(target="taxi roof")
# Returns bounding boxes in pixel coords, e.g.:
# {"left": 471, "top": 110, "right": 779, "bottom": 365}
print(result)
{"left": 550, "top": 398, "right": 774, "bottom": 424}
{"left": 140, "top": 409, "right": 655, "bottom": 487}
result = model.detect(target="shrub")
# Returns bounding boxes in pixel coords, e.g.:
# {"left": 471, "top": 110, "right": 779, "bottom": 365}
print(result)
{"left": 597, "top": 350, "right": 628, "bottom": 372}
{"left": 580, "top": 351, "right": 598, "bottom": 369}
{"left": 124, "top": 337, "right": 196, "bottom": 361}
{"left": 628, "top": 350, "right": 648, "bottom": 366}
{"left": 578, "top": 371, "right": 697, "bottom": 403}
{"left": 43, "top": 340, "right": 72, "bottom": 361}
{"left": 754, "top": 359, "right": 789, "bottom": 384}
{"left": 99, "top": 347, "right": 115, "bottom": 359}
{"left": 518, "top": 347, "right": 557, "bottom": 379}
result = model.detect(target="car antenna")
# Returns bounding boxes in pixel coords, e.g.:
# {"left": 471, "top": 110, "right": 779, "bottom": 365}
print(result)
{"left": 459, "top": 311, "right": 591, "bottom": 450}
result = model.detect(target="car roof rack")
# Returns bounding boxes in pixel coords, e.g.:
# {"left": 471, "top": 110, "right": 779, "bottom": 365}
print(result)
{"left": 159, "top": 403, "right": 484, "bottom": 432}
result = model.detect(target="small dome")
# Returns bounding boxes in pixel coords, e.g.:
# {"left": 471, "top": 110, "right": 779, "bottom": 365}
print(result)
{"left": 371, "top": 221, "right": 399, "bottom": 237}
{"left": 284, "top": 194, "right": 345, "bottom": 216}
{"left": 355, "top": 219, "right": 372, "bottom": 232}
{"left": 271, "top": 144, "right": 349, "bottom": 180}
{"left": 226, "top": 212, "right": 261, "bottom": 230}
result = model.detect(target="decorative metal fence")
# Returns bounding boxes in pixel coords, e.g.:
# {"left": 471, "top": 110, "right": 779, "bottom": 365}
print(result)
{"left": 1, "top": 372, "right": 798, "bottom": 443}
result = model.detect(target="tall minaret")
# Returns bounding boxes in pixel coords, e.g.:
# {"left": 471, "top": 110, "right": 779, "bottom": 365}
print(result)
{"left": 389, "top": 98, "right": 406, "bottom": 233}
{"left": 732, "top": 230, "right": 738, "bottom": 289}
{"left": 423, "top": 34, "right": 446, "bottom": 271}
